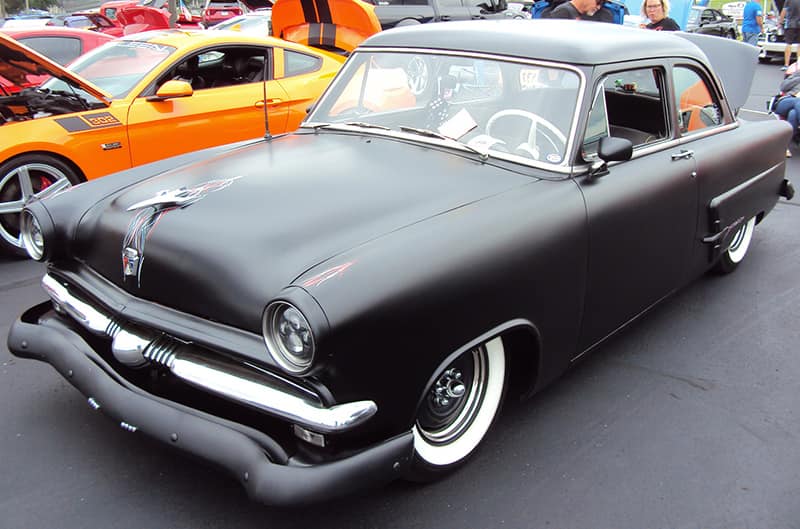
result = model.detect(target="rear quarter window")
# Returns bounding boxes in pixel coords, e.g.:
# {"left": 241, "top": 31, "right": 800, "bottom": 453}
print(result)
{"left": 284, "top": 50, "right": 321, "bottom": 77}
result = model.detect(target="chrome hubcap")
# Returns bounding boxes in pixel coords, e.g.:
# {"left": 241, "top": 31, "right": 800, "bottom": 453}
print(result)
{"left": 417, "top": 347, "right": 488, "bottom": 445}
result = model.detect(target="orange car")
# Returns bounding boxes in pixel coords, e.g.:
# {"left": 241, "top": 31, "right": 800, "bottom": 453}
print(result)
{"left": 0, "top": 29, "right": 350, "bottom": 255}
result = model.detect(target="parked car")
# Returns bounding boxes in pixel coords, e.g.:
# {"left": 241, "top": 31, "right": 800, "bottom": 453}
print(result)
{"left": 101, "top": 0, "right": 204, "bottom": 27}
{"left": 0, "top": 29, "right": 347, "bottom": 254}
{"left": 46, "top": 12, "right": 124, "bottom": 37}
{"left": 686, "top": 5, "right": 738, "bottom": 39}
{"left": 0, "top": 26, "right": 115, "bottom": 66}
{"left": 758, "top": 15, "right": 790, "bottom": 63}
{"left": 7, "top": 21, "right": 794, "bottom": 504}
{"left": 210, "top": 9, "right": 273, "bottom": 35}
{"left": 0, "top": 27, "right": 116, "bottom": 94}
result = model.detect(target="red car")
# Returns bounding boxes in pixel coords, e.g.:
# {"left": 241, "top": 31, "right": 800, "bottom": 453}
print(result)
{"left": 0, "top": 27, "right": 115, "bottom": 93}
{"left": 204, "top": 0, "right": 272, "bottom": 27}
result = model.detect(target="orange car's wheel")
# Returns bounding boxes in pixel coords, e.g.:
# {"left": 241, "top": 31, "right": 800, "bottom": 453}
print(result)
{"left": 0, "top": 154, "right": 82, "bottom": 257}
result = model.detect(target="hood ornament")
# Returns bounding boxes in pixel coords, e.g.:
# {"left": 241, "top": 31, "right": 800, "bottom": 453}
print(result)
{"left": 122, "top": 176, "right": 243, "bottom": 287}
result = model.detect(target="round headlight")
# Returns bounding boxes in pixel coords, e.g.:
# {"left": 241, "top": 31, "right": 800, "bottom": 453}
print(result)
{"left": 263, "top": 302, "right": 315, "bottom": 374}
{"left": 20, "top": 209, "right": 45, "bottom": 261}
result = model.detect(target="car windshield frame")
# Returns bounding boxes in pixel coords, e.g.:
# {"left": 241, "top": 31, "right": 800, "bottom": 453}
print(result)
{"left": 40, "top": 39, "right": 176, "bottom": 100}
{"left": 305, "top": 48, "right": 585, "bottom": 170}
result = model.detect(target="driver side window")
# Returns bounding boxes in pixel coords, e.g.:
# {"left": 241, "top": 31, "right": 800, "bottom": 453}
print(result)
{"left": 582, "top": 67, "right": 668, "bottom": 157}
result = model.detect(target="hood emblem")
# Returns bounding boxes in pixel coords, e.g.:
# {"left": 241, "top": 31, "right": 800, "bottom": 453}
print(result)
{"left": 122, "top": 176, "right": 243, "bottom": 287}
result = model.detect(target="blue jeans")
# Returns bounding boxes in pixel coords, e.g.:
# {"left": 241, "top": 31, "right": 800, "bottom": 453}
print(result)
{"left": 775, "top": 95, "right": 800, "bottom": 138}
{"left": 743, "top": 32, "right": 759, "bottom": 46}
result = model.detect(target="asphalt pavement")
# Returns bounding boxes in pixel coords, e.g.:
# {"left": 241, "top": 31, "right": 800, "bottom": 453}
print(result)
{"left": 1, "top": 62, "right": 798, "bottom": 529}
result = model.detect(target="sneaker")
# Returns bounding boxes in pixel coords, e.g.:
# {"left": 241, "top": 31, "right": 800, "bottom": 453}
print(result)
{"left": 782, "top": 65, "right": 789, "bottom": 71}
{"left": 787, "top": 148, "right": 793, "bottom": 158}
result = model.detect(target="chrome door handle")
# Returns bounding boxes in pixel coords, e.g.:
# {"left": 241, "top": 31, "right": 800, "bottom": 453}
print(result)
{"left": 671, "top": 149, "right": 694, "bottom": 160}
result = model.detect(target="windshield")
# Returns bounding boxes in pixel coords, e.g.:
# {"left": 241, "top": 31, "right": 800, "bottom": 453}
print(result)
{"left": 307, "top": 51, "right": 581, "bottom": 165}
{"left": 40, "top": 40, "right": 175, "bottom": 99}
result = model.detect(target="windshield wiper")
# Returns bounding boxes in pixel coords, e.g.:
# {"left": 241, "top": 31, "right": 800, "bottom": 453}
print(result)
{"left": 344, "top": 121, "right": 391, "bottom": 130}
{"left": 399, "top": 126, "right": 489, "bottom": 161}
{"left": 399, "top": 125, "right": 448, "bottom": 140}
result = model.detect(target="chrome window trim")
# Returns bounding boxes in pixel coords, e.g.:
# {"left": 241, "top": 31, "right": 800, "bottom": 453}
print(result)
{"left": 305, "top": 47, "right": 587, "bottom": 175}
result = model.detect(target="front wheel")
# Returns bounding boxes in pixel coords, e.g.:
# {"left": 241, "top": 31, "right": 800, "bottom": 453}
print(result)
{"left": 714, "top": 216, "right": 756, "bottom": 274}
{"left": 0, "top": 154, "right": 82, "bottom": 257}
{"left": 405, "top": 336, "right": 507, "bottom": 481}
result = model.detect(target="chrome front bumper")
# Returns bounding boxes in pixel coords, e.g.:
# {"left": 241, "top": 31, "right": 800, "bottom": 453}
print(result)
{"left": 7, "top": 301, "right": 413, "bottom": 505}
{"left": 39, "top": 273, "right": 376, "bottom": 435}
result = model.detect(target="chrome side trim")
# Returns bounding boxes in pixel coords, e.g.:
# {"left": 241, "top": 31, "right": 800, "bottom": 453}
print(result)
{"left": 40, "top": 274, "right": 377, "bottom": 433}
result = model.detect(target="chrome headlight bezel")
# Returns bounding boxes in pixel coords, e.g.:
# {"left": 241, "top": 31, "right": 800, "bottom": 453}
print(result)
{"left": 20, "top": 209, "right": 46, "bottom": 261}
{"left": 263, "top": 301, "right": 316, "bottom": 375}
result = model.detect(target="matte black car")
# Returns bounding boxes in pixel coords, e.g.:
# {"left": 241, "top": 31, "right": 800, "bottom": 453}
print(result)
{"left": 7, "top": 20, "right": 794, "bottom": 505}
{"left": 686, "top": 6, "right": 738, "bottom": 39}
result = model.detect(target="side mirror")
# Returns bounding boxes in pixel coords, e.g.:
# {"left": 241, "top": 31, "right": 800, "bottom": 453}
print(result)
{"left": 147, "top": 80, "right": 193, "bottom": 102}
{"left": 589, "top": 136, "right": 632, "bottom": 179}
{"left": 598, "top": 136, "right": 633, "bottom": 162}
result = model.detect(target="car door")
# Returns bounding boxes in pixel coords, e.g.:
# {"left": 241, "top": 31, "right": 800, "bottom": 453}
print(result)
{"left": 670, "top": 63, "right": 790, "bottom": 278}
{"left": 575, "top": 65, "right": 698, "bottom": 353}
{"left": 125, "top": 46, "right": 289, "bottom": 167}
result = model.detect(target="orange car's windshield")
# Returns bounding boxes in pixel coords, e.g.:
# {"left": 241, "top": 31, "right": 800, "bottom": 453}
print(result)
{"left": 42, "top": 40, "right": 175, "bottom": 99}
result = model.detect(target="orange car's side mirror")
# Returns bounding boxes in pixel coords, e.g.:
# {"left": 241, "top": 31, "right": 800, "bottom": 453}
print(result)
{"left": 148, "top": 80, "right": 193, "bottom": 102}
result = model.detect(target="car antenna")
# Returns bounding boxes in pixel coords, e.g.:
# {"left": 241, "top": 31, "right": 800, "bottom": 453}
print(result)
{"left": 262, "top": 52, "right": 271, "bottom": 140}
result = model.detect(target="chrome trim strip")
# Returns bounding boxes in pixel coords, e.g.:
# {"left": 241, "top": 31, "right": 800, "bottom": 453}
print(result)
{"left": 170, "top": 356, "right": 377, "bottom": 434}
{"left": 42, "top": 274, "right": 113, "bottom": 335}
{"left": 40, "top": 274, "right": 377, "bottom": 433}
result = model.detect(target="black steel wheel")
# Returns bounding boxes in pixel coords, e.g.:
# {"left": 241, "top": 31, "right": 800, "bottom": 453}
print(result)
{"left": 406, "top": 336, "right": 507, "bottom": 481}
{"left": 714, "top": 216, "right": 755, "bottom": 274}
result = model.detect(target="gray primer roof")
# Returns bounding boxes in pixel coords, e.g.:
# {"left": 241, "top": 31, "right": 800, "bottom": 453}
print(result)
{"left": 360, "top": 19, "right": 708, "bottom": 66}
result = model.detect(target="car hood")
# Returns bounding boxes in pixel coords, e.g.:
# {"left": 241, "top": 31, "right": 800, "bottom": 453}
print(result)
{"left": 271, "top": 0, "right": 380, "bottom": 52}
{"left": 0, "top": 32, "right": 111, "bottom": 100}
{"left": 72, "top": 132, "right": 534, "bottom": 331}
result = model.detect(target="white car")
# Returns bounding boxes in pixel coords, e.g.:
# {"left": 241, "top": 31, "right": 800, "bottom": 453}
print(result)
{"left": 210, "top": 9, "right": 272, "bottom": 34}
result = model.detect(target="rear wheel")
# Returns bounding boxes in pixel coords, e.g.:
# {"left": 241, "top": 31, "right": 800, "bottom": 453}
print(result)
{"left": 713, "top": 216, "right": 756, "bottom": 274}
{"left": 0, "top": 154, "right": 82, "bottom": 256}
{"left": 405, "top": 336, "right": 507, "bottom": 481}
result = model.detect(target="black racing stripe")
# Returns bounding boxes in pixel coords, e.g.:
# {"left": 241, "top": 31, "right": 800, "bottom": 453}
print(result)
{"left": 308, "top": 23, "right": 322, "bottom": 46}
{"left": 321, "top": 23, "right": 337, "bottom": 47}
{"left": 300, "top": 0, "right": 319, "bottom": 22}
{"left": 55, "top": 116, "right": 91, "bottom": 132}
{"left": 315, "top": 0, "right": 333, "bottom": 23}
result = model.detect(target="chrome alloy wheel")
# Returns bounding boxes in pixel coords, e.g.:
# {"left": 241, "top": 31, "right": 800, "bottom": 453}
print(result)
{"left": 0, "top": 161, "right": 74, "bottom": 251}
{"left": 412, "top": 336, "right": 506, "bottom": 469}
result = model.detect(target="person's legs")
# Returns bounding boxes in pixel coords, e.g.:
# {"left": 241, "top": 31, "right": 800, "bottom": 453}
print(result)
{"left": 775, "top": 95, "right": 797, "bottom": 119}
{"left": 744, "top": 32, "right": 758, "bottom": 46}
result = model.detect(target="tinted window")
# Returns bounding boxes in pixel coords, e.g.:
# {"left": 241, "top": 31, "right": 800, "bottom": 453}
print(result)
{"left": 19, "top": 36, "right": 82, "bottom": 65}
{"left": 284, "top": 50, "right": 321, "bottom": 77}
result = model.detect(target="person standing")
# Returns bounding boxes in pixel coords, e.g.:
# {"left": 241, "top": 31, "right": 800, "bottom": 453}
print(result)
{"left": 741, "top": 0, "right": 764, "bottom": 46}
{"left": 547, "top": 0, "right": 604, "bottom": 20}
{"left": 641, "top": 0, "right": 680, "bottom": 30}
{"left": 779, "top": 0, "right": 800, "bottom": 70}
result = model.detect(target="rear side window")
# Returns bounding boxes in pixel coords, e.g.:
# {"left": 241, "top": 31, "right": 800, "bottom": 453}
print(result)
{"left": 284, "top": 50, "right": 321, "bottom": 77}
{"left": 19, "top": 36, "right": 82, "bottom": 66}
{"left": 673, "top": 66, "right": 723, "bottom": 134}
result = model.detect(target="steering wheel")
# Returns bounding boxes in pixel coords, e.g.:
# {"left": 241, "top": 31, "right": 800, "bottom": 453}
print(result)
{"left": 485, "top": 109, "right": 567, "bottom": 161}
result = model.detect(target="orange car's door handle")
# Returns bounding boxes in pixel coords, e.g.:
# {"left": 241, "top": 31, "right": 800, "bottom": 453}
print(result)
{"left": 256, "top": 99, "right": 283, "bottom": 108}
